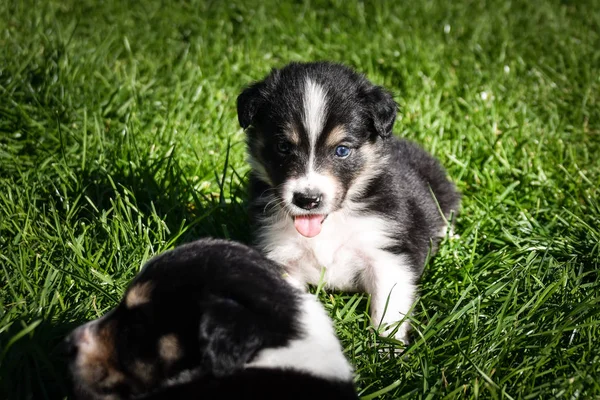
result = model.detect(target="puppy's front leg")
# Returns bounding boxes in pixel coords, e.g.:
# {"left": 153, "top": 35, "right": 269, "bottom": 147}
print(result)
{"left": 269, "top": 253, "right": 318, "bottom": 291}
{"left": 365, "top": 256, "right": 417, "bottom": 344}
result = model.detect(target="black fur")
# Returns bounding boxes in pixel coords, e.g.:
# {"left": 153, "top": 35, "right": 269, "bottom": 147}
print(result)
{"left": 142, "top": 368, "right": 358, "bottom": 400}
{"left": 238, "top": 62, "right": 461, "bottom": 340}
{"left": 237, "top": 62, "right": 395, "bottom": 142}
{"left": 240, "top": 62, "right": 459, "bottom": 276}
{"left": 360, "top": 138, "right": 460, "bottom": 273}
{"left": 240, "top": 62, "right": 406, "bottom": 214}
{"left": 64, "top": 239, "right": 357, "bottom": 400}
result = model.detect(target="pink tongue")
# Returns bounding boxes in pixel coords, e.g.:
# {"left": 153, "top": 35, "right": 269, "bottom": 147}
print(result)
{"left": 294, "top": 215, "right": 324, "bottom": 238}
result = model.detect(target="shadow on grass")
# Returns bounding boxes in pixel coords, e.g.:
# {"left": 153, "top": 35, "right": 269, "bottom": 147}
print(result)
{"left": 77, "top": 136, "right": 255, "bottom": 247}
{"left": 1, "top": 144, "right": 254, "bottom": 399}
{"left": 0, "top": 318, "right": 77, "bottom": 400}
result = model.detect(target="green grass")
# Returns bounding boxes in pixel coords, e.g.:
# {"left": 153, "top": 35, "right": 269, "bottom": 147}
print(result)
{"left": 1, "top": 0, "right": 599, "bottom": 398}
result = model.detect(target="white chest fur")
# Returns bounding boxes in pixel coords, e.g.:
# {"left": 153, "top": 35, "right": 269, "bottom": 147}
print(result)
{"left": 257, "top": 209, "right": 400, "bottom": 290}
{"left": 257, "top": 208, "right": 418, "bottom": 341}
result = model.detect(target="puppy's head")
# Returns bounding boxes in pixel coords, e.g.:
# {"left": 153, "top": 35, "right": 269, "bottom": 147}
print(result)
{"left": 238, "top": 62, "right": 397, "bottom": 238}
{"left": 64, "top": 239, "right": 298, "bottom": 399}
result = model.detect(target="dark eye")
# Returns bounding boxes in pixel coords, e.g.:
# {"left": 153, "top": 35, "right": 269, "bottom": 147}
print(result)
{"left": 276, "top": 141, "right": 292, "bottom": 154}
{"left": 334, "top": 145, "right": 351, "bottom": 158}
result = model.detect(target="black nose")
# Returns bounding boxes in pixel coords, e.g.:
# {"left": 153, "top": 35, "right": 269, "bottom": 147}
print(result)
{"left": 293, "top": 192, "right": 322, "bottom": 210}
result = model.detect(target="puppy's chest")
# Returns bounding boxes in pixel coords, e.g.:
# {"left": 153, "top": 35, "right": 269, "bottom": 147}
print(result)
{"left": 260, "top": 212, "right": 393, "bottom": 289}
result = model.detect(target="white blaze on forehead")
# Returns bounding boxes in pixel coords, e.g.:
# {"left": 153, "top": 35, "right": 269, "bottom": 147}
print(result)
{"left": 302, "top": 78, "right": 328, "bottom": 148}
{"left": 280, "top": 78, "right": 337, "bottom": 215}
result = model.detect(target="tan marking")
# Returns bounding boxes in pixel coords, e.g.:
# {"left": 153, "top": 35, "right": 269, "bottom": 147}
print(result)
{"left": 158, "top": 333, "right": 182, "bottom": 363}
{"left": 360, "top": 141, "right": 378, "bottom": 162}
{"left": 286, "top": 123, "right": 300, "bottom": 146}
{"left": 132, "top": 359, "right": 156, "bottom": 384}
{"left": 324, "top": 125, "right": 347, "bottom": 147}
{"left": 125, "top": 281, "right": 154, "bottom": 308}
{"left": 346, "top": 141, "right": 386, "bottom": 201}
{"left": 75, "top": 321, "right": 125, "bottom": 389}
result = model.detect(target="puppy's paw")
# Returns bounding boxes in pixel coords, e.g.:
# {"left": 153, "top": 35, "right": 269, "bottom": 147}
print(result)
{"left": 282, "top": 273, "right": 307, "bottom": 291}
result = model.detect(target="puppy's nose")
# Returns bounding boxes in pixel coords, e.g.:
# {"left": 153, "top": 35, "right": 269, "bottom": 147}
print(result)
{"left": 293, "top": 192, "right": 322, "bottom": 210}
{"left": 61, "top": 323, "right": 96, "bottom": 359}
{"left": 61, "top": 329, "right": 81, "bottom": 359}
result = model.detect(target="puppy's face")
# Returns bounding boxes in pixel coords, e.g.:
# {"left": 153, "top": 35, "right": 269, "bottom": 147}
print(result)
{"left": 64, "top": 279, "right": 198, "bottom": 400}
{"left": 64, "top": 240, "right": 297, "bottom": 399}
{"left": 238, "top": 62, "right": 397, "bottom": 238}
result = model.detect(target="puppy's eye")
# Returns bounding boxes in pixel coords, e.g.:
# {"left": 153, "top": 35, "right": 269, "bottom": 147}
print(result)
{"left": 276, "top": 141, "right": 292, "bottom": 154}
{"left": 334, "top": 145, "right": 351, "bottom": 158}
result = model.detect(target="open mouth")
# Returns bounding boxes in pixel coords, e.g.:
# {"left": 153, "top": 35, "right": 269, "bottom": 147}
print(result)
{"left": 293, "top": 214, "right": 327, "bottom": 238}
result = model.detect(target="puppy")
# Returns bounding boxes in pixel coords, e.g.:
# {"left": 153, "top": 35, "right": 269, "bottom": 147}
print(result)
{"left": 237, "top": 62, "right": 460, "bottom": 342}
{"left": 64, "top": 238, "right": 357, "bottom": 399}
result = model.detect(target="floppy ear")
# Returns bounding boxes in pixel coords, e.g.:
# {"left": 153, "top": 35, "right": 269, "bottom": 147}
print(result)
{"left": 198, "top": 298, "right": 264, "bottom": 376}
{"left": 237, "top": 82, "right": 266, "bottom": 130}
{"left": 365, "top": 86, "right": 398, "bottom": 139}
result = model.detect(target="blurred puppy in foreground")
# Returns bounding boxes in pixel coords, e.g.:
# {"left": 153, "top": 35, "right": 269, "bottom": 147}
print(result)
{"left": 64, "top": 238, "right": 357, "bottom": 400}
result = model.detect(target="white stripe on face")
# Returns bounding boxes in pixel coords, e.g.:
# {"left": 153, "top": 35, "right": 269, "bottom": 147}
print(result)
{"left": 280, "top": 78, "right": 333, "bottom": 214}
{"left": 302, "top": 78, "right": 328, "bottom": 151}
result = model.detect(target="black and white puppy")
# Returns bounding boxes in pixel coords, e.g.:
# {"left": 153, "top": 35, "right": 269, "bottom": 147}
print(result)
{"left": 63, "top": 238, "right": 357, "bottom": 400}
{"left": 238, "top": 62, "right": 460, "bottom": 342}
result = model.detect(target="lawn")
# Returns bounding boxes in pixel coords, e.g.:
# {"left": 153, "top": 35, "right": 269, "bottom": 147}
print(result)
{"left": 1, "top": 0, "right": 599, "bottom": 398}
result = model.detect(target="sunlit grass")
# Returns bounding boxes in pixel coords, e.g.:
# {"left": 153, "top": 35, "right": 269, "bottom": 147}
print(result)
{"left": 1, "top": 0, "right": 599, "bottom": 398}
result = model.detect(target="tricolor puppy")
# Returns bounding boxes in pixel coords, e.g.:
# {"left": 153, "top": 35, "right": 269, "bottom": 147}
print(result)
{"left": 63, "top": 239, "right": 357, "bottom": 400}
{"left": 238, "top": 62, "right": 460, "bottom": 342}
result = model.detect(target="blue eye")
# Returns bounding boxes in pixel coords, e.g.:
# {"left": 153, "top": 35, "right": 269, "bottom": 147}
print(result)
{"left": 334, "top": 145, "right": 351, "bottom": 158}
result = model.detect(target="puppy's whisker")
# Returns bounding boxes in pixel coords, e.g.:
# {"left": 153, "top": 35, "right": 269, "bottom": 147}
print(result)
{"left": 262, "top": 197, "right": 287, "bottom": 215}
{"left": 259, "top": 183, "right": 285, "bottom": 198}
